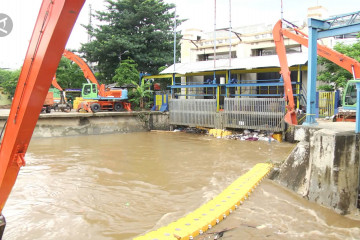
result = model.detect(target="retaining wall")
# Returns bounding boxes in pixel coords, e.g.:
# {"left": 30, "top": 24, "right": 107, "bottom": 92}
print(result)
{"left": 272, "top": 125, "right": 360, "bottom": 215}
{"left": 0, "top": 111, "right": 170, "bottom": 138}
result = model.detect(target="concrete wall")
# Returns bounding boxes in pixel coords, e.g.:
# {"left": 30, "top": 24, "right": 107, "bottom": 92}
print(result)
{"left": 273, "top": 126, "right": 360, "bottom": 215}
{"left": 0, "top": 112, "right": 170, "bottom": 138}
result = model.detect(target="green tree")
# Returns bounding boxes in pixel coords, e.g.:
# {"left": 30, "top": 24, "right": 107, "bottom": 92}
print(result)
{"left": 318, "top": 38, "right": 360, "bottom": 90}
{"left": 0, "top": 68, "right": 20, "bottom": 98}
{"left": 80, "top": 0, "right": 183, "bottom": 82}
{"left": 113, "top": 57, "right": 139, "bottom": 86}
{"left": 129, "top": 78, "right": 153, "bottom": 109}
{"left": 55, "top": 57, "right": 87, "bottom": 89}
{"left": 0, "top": 69, "right": 12, "bottom": 85}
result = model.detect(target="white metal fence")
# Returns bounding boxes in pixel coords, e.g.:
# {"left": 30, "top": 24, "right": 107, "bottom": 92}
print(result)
{"left": 224, "top": 98, "right": 286, "bottom": 131}
{"left": 169, "top": 99, "right": 216, "bottom": 127}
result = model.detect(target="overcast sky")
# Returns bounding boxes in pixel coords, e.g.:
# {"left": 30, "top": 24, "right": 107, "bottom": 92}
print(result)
{"left": 0, "top": 0, "right": 359, "bottom": 69}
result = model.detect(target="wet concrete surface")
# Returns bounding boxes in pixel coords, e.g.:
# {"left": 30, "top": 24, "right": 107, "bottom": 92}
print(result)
{"left": 315, "top": 119, "right": 356, "bottom": 133}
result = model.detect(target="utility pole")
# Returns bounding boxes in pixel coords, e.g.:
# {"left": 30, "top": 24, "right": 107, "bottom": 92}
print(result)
{"left": 228, "top": 0, "right": 232, "bottom": 67}
{"left": 213, "top": 0, "right": 216, "bottom": 82}
{"left": 173, "top": 7, "right": 176, "bottom": 72}
{"left": 88, "top": 4, "right": 92, "bottom": 43}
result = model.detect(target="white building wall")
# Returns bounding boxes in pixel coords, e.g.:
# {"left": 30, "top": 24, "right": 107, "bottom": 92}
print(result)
{"left": 177, "top": 6, "right": 347, "bottom": 106}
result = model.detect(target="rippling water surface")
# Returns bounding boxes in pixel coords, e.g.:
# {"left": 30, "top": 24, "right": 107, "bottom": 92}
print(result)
{"left": 3, "top": 132, "right": 359, "bottom": 239}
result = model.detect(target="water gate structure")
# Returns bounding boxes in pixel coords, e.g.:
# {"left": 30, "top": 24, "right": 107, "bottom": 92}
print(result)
{"left": 169, "top": 99, "right": 217, "bottom": 128}
{"left": 154, "top": 64, "right": 307, "bottom": 132}
{"left": 169, "top": 98, "right": 286, "bottom": 132}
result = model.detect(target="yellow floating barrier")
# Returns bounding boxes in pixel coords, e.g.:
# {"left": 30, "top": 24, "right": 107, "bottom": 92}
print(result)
{"left": 134, "top": 163, "right": 272, "bottom": 240}
{"left": 208, "top": 129, "right": 232, "bottom": 138}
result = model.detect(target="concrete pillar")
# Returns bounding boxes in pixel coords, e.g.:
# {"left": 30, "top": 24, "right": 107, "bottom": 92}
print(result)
{"left": 274, "top": 126, "right": 360, "bottom": 215}
{"left": 307, "top": 129, "right": 359, "bottom": 214}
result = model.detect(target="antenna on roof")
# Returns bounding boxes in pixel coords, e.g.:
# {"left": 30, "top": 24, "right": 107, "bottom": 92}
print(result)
{"left": 281, "top": 0, "right": 283, "bottom": 20}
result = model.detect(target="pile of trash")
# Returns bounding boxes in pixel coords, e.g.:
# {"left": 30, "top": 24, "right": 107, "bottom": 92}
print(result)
{"left": 172, "top": 127, "right": 283, "bottom": 142}
{"left": 173, "top": 127, "right": 207, "bottom": 134}
{"left": 209, "top": 129, "right": 282, "bottom": 142}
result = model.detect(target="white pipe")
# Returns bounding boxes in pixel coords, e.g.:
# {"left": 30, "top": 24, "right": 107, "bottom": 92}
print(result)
{"left": 213, "top": 0, "right": 216, "bottom": 78}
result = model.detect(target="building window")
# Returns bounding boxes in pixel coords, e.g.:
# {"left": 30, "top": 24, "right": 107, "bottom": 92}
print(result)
{"left": 198, "top": 51, "right": 237, "bottom": 61}
{"left": 252, "top": 45, "right": 302, "bottom": 56}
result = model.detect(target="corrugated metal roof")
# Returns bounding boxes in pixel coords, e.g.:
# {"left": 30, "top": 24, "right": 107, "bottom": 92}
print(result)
{"left": 161, "top": 53, "right": 308, "bottom": 75}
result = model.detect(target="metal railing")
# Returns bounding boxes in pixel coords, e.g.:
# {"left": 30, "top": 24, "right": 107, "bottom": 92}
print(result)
{"left": 224, "top": 98, "right": 285, "bottom": 131}
{"left": 169, "top": 99, "right": 216, "bottom": 127}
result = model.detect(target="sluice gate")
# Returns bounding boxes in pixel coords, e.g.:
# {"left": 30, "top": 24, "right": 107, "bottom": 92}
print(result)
{"left": 134, "top": 163, "right": 273, "bottom": 240}
{"left": 169, "top": 98, "right": 285, "bottom": 131}
{"left": 169, "top": 99, "right": 217, "bottom": 128}
{"left": 224, "top": 98, "right": 285, "bottom": 132}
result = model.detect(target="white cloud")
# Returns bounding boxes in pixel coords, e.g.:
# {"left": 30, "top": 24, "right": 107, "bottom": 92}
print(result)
{"left": 0, "top": 1, "right": 41, "bottom": 69}
{"left": 0, "top": 0, "right": 105, "bottom": 70}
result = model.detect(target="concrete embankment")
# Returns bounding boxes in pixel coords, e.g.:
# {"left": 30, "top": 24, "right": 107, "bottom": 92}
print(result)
{"left": 272, "top": 122, "right": 360, "bottom": 215}
{"left": 0, "top": 110, "right": 170, "bottom": 138}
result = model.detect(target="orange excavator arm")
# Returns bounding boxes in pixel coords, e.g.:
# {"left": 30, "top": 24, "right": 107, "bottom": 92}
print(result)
{"left": 52, "top": 75, "right": 63, "bottom": 91}
{"left": 0, "top": 0, "right": 85, "bottom": 219}
{"left": 272, "top": 20, "right": 298, "bottom": 125}
{"left": 62, "top": 50, "right": 106, "bottom": 94}
{"left": 275, "top": 20, "right": 360, "bottom": 78}
{"left": 273, "top": 19, "right": 360, "bottom": 125}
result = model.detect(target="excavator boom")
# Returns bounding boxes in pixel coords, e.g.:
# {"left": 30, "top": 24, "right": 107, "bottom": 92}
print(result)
{"left": 273, "top": 19, "right": 360, "bottom": 125}
{"left": 62, "top": 50, "right": 100, "bottom": 89}
{"left": 276, "top": 20, "right": 360, "bottom": 78}
{"left": 272, "top": 20, "right": 298, "bottom": 125}
{"left": 52, "top": 75, "right": 63, "bottom": 91}
{"left": 0, "top": 0, "right": 84, "bottom": 220}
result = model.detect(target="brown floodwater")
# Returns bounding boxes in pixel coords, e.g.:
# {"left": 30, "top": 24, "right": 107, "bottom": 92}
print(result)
{"left": 2, "top": 132, "right": 360, "bottom": 240}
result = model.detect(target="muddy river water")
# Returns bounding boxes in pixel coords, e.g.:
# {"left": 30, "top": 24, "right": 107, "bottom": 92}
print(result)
{"left": 3, "top": 132, "right": 360, "bottom": 239}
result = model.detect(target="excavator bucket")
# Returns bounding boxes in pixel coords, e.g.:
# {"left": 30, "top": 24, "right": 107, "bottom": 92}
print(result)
{"left": 284, "top": 111, "right": 298, "bottom": 125}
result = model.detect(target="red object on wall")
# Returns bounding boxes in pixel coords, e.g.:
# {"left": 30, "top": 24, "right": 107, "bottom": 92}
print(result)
{"left": 154, "top": 83, "right": 161, "bottom": 91}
